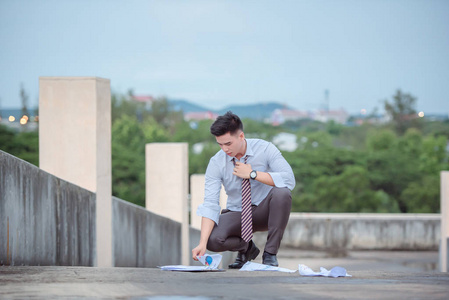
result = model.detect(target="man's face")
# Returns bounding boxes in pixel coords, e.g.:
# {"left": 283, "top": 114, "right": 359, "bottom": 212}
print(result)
{"left": 215, "top": 131, "right": 245, "bottom": 158}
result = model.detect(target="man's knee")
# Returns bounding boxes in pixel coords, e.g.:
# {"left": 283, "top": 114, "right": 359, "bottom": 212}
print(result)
{"left": 270, "top": 187, "right": 292, "bottom": 210}
{"left": 272, "top": 187, "right": 292, "bottom": 201}
{"left": 206, "top": 234, "right": 225, "bottom": 252}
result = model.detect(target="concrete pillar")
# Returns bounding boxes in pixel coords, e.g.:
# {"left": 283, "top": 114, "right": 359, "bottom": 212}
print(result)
{"left": 190, "top": 174, "right": 227, "bottom": 230}
{"left": 39, "top": 77, "right": 112, "bottom": 267}
{"left": 146, "top": 143, "right": 189, "bottom": 265}
{"left": 440, "top": 171, "right": 449, "bottom": 272}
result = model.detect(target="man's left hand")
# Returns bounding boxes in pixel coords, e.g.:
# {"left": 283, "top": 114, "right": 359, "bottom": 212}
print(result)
{"left": 233, "top": 162, "right": 252, "bottom": 179}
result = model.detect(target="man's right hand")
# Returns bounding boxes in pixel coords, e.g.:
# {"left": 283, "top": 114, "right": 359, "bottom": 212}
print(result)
{"left": 192, "top": 217, "right": 215, "bottom": 261}
{"left": 192, "top": 243, "right": 207, "bottom": 261}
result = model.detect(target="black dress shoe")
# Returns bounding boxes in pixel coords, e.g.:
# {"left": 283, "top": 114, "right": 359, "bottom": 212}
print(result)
{"left": 262, "top": 251, "right": 278, "bottom": 267}
{"left": 228, "top": 240, "right": 260, "bottom": 269}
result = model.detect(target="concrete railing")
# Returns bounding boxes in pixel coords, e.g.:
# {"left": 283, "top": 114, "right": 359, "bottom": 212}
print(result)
{"left": 113, "top": 197, "right": 182, "bottom": 267}
{"left": 254, "top": 213, "right": 440, "bottom": 252}
{"left": 0, "top": 150, "right": 184, "bottom": 267}
{"left": 1, "top": 150, "right": 96, "bottom": 266}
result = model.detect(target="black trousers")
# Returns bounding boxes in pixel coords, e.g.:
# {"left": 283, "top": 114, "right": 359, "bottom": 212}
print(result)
{"left": 206, "top": 187, "right": 292, "bottom": 254}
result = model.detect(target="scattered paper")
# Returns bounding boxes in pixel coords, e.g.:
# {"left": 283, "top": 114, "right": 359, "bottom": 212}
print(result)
{"left": 158, "top": 265, "right": 225, "bottom": 272}
{"left": 197, "top": 253, "right": 222, "bottom": 269}
{"left": 239, "top": 262, "right": 297, "bottom": 273}
{"left": 159, "top": 254, "right": 351, "bottom": 277}
{"left": 298, "top": 264, "right": 352, "bottom": 277}
{"left": 159, "top": 253, "right": 224, "bottom": 272}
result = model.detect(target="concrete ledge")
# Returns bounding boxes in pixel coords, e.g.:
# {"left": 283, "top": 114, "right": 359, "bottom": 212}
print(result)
{"left": 253, "top": 212, "right": 440, "bottom": 252}
{"left": 0, "top": 150, "right": 96, "bottom": 266}
{"left": 113, "top": 196, "right": 182, "bottom": 267}
{"left": 1, "top": 150, "right": 200, "bottom": 267}
{"left": 288, "top": 213, "right": 440, "bottom": 220}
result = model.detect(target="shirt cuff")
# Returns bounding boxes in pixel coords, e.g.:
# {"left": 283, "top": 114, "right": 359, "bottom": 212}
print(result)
{"left": 268, "top": 172, "right": 287, "bottom": 188}
{"left": 196, "top": 204, "right": 221, "bottom": 225}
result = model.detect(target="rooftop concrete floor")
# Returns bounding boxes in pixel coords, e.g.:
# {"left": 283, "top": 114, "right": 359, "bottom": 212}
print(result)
{"left": 1, "top": 250, "right": 448, "bottom": 299}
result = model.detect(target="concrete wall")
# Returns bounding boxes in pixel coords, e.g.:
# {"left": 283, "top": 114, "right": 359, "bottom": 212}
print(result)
{"left": 0, "top": 150, "right": 96, "bottom": 266}
{"left": 1, "top": 150, "right": 185, "bottom": 267}
{"left": 253, "top": 213, "right": 440, "bottom": 252}
{"left": 113, "top": 197, "right": 181, "bottom": 267}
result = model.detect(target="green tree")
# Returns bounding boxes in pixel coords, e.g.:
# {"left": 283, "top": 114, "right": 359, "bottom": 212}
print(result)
{"left": 326, "top": 120, "right": 344, "bottom": 136}
{"left": 298, "top": 165, "right": 399, "bottom": 212}
{"left": 189, "top": 142, "right": 220, "bottom": 175}
{"left": 333, "top": 123, "right": 373, "bottom": 150}
{"left": 13, "top": 131, "right": 39, "bottom": 166}
{"left": 365, "top": 129, "right": 431, "bottom": 213}
{"left": 0, "top": 124, "right": 39, "bottom": 166}
{"left": 384, "top": 90, "right": 421, "bottom": 135}
{"left": 419, "top": 134, "right": 449, "bottom": 174}
{"left": 150, "top": 97, "right": 184, "bottom": 134}
{"left": 285, "top": 144, "right": 365, "bottom": 212}
{"left": 141, "top": 117, "right": 170, "bottom": 143}
{"left": 111, "top": 115, "right": 146, "bottom": 206}
{"left": 366, "top": 129, "right": 397, "bottom": 151}
{"left": 243, "top": 118, "right": 282, "bottom": 140}
{"left": 172, "top": 119, "right": 215, "bottom": 145}
{"left": 0, "top": 124, "right": 17, "bottom": 153}
{"left": 397, "top": 128, "right": 422, "bottom": 157}
{"left": 400, "top": 175, "right": 440, "bottom": 213}
{"left": 111, "top": 89, "right": 152, "bottom": 124}
{"left": 422, "top": 119, "right": 449, "bottom": 139}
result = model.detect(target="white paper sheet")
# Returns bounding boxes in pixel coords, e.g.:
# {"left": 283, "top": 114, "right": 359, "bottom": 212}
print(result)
{"left": 298, "top": 264, "right": 352, "bottom": 277}
{"left": 239, "top": 262, "right": 297, "bottom": 273}
{"left": 197, "top": 254, "right": 222, "bottom": 269}
{"left": 159, "top": 253, "right": 224, "bottom": 272}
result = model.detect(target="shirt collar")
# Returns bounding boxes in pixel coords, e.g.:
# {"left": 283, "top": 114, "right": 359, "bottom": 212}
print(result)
{"left": 227, "top": 139, "right": 254, "bottom": 162}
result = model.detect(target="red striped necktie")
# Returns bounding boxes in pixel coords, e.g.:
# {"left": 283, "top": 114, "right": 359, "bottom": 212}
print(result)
{"left": 237, "top": 156, "right": 253, "bottom": 242}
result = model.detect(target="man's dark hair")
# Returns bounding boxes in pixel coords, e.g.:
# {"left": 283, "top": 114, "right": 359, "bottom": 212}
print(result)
{"left": 210, "top": 111, "right": 243, "bottom": 136}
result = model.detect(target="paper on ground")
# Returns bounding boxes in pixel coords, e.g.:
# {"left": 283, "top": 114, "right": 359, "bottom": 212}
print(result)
{"left": 298, "top": 264, "right": 352, "bottom": 277}
{"left": 239, "top": 262, "right": 297, "bottom": 273}
{"left": 197, "top": 253, "right": 222, "bottom": 269}
{"left": 159, "top": 253, "right": 223, "bottom": 271}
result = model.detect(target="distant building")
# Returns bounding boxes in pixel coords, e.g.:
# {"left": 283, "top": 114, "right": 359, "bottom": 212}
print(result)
{"left": 352, "top": 114, "right": 389, "bottom": 126}
{"left": 131, "top": 95, "right": 154, "bottom": 110}
{"left": 271, "top": 108, "right": 349, "bottom": 125}
{"left": 184, "top": 111, "right": 218, "bottom": 122}
{"left": 132, "top": 95, "right": 154, "bottom": 103}
{"left": 312, "top": 109, "right": 349, "bottom": 124}
{"left": 271, "top": 109, "right": 310, "bottom": 125}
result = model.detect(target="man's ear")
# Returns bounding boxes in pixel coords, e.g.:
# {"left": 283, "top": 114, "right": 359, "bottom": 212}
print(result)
{"left": 239, "top": 131, "right": 245, "bottom": 140}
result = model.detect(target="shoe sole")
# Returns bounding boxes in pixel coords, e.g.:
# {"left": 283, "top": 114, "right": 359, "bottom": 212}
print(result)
{"left": 248, "top": 246, "right": 260, "bottom": 261}
{"left": 228, "top": 244, "right": 261, "bottom": 269}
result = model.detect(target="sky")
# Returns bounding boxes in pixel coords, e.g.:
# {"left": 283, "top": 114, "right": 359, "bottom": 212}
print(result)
{"left": 0, "top": 0, "right": 448, "bottom": 114}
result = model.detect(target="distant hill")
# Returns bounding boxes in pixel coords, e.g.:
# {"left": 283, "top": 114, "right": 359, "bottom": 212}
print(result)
{"left": 168, "top": 99, "right": 288, "bottom": 121}
{"left": 169, "top": 99, "right": 211, "bottom": 113}
{"left": 218, "top": 102, "right": 288, "bottom": 121}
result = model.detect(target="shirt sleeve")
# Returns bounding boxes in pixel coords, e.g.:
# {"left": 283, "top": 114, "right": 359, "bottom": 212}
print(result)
{"left": 265, "top": 143, "right": 296, "bottom": 191}
{"left": 196, "top": 158, "right": 223, "bottom": 225}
